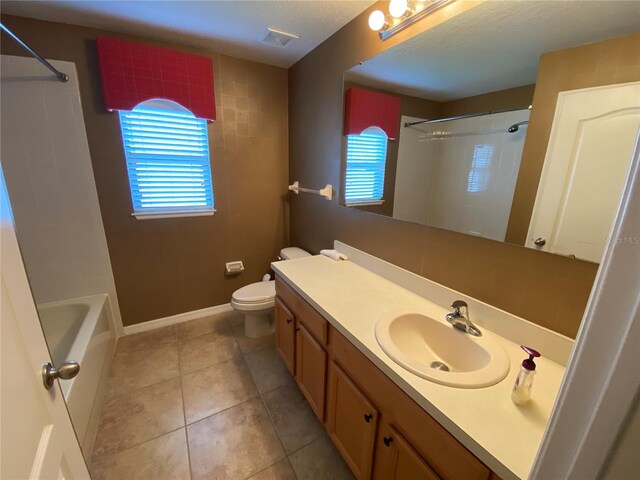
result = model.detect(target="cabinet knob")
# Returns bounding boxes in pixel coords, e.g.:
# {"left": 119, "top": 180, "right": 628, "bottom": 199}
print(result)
{"left": 383, "top": 436, "right": 393, "bottom": 447}
{"left": 286, "top": 318, "right": 292, "bottom": 324}
{"left": 295, "top": 327, "right": 300, "bottom": 332}
{"left": 364, "top": 413, "right": 373, "bottom": 423}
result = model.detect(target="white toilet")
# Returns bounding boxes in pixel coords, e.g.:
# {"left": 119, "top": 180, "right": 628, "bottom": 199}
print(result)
{"left": 231, "top": 247, "right": 311, "bottom": 338}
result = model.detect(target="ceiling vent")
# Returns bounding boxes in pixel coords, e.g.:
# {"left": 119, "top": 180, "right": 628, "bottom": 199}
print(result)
{"left": 263, "top": 28, "right": 299, "bottom": 48}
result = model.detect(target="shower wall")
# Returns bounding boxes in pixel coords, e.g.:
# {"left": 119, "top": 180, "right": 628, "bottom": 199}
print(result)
{"left": 393, "top": 110, "right": 530, "bottom": 241}
{"left": 0, "top": 55, "right": 122, "bottom": 331}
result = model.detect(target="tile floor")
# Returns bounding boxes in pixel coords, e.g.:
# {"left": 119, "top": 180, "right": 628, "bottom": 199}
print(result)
{"left": 90, "top": 310, "right": 355, "bottom": 480}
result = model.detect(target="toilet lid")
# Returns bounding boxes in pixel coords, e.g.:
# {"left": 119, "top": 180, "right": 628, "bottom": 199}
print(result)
{"left": 232, "top": 280, "right": 276, "bottom": 304}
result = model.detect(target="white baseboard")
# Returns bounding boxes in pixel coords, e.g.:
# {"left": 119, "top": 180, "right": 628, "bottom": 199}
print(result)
{"left": 122, "top": 303, "right": 234, "bottom": 336}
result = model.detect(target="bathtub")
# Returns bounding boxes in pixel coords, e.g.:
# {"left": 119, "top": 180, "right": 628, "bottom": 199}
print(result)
{"left": 37, "top": 294, "right": 116, "bottom": 460}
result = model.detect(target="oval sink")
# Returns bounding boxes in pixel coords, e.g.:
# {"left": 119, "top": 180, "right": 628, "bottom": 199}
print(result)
{"left": 375, "top": 311, "right": 510, "bottom": 388}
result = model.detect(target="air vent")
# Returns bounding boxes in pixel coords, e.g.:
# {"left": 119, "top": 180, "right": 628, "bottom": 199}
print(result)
{"left": 263, "top": 28, "right": 299, "bottom": 48}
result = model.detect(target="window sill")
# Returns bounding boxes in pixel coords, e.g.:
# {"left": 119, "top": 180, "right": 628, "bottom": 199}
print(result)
{"left": 345, "top": 199, "right": 385, "bottom": 207}
{"left": 132, "top": 210, "right": 215, "bottom": 220}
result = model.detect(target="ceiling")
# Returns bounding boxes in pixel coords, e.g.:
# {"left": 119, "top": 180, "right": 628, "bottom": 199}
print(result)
{"left": 346, "top": 1, "right": 640, "bottom": 101}
{"left": 1, "top": 0, "right": 374, "bottom": 68}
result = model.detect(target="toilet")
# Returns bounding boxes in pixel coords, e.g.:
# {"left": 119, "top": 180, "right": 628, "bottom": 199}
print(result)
{"left": 231, "top": 247, "right": 311, "bottom": 338}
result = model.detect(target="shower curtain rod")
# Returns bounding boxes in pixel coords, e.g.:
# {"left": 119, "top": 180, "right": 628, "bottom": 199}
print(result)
{"left": 0, "top": 23, "right": 69, "bottom": 82}
{"left": 403, "top": 105, "right": 531, "bottom": 128}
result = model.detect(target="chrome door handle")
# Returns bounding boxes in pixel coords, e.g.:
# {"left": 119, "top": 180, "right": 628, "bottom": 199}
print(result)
{"left": 534, "top": 237, "right": 546, "bottom": 247}
{"left": 42, "top": 361, "right": 80, "bottom": 390}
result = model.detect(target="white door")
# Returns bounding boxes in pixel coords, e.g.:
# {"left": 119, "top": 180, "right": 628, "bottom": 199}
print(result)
{"left": 0, "top": 165, "right": 89, "bottom": 479}
{"left": 526, "top": 82, "right": 640, "bottom": 262}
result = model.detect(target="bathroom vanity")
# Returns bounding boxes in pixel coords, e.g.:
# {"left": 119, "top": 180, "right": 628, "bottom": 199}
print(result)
{"left": 272, "top": 243, "right": 570, "bottom": 480}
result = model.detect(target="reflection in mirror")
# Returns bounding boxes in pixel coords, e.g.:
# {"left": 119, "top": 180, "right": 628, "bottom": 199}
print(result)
{"left": 342, "top": 1, "right": 640, "bottom": 263}
{"left": 1, "top": 56, "right": 118, "bottom": 463}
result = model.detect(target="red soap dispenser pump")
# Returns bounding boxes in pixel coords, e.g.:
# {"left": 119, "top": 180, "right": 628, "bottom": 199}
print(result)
{"left": 511, "top": 345, "right": 541, "bottom": 406}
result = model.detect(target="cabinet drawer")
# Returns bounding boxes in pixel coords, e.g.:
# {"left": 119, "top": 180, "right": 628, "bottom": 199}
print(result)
{"left": 330, "top": 327, "right": 490, "bottom": 480}
{"left": 276, "top": 276, "right": 327, "bottom": 345}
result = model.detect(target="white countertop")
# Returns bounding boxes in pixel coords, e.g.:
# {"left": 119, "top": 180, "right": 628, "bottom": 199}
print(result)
{"left": 272, "top": 255, "right": 567, "bottom": 480}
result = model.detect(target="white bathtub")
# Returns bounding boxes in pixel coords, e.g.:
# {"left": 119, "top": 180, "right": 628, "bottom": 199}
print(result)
{"left": 37, "top": 294, "right": 116, "bottom": 460}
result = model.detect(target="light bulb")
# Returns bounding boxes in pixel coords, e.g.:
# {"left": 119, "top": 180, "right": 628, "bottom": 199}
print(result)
{"left": 389, "top": 0, "right": 408, "bottom": 18}
{"left": 368, "top": 10, "right": 385, "bottom": 31}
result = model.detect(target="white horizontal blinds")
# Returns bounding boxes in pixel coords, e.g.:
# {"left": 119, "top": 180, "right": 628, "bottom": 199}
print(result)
{"left": 345, "top": 129, "right": 388, "bottom": 205}
{"left": 467, "top": 144, "right": 494, "bottom": 193}
{"left": 119, "top": 105, "right": 214, "bottom": 214}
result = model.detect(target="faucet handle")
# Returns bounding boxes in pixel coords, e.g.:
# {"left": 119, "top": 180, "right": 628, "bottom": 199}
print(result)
{"left": 451, "top": 300, "right": 468, "bottom": 313}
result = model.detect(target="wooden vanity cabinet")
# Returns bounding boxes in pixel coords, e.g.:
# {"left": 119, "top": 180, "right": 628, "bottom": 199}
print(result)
{"left": 295, "top": 322, "right": 327, "bottom": 421}
{"left": 274, "top": 276, "right": 495, "bottom": 480}
{"left": 274, "top": 297, "right": 295, "bottom": 374}
{"left": 326, "top": 362, "right": 379, "bottom": 479}
{"left": 374, "top": 421, "right": 439, "bottom": 480}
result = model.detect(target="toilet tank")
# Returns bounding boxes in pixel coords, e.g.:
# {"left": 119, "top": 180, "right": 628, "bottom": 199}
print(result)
{"left": 280, "top": 247, "right": 311, "bottom": 260}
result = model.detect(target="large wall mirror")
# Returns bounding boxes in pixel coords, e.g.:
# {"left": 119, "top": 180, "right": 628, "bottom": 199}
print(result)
{"left": 341, "top": 2, "right": 640, "bottom": 264}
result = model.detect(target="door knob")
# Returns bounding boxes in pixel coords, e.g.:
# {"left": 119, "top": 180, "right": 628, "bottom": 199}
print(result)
{"left": 534, "top": 237, "right": 546, "bottom": 247}
{"left": 42, "top": 361, "right": 80, "bottom": 390}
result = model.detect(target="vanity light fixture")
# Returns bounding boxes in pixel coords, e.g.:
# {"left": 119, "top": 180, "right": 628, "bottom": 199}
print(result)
{"left": 368, "top": 0, "right": 456, "bottom": 40}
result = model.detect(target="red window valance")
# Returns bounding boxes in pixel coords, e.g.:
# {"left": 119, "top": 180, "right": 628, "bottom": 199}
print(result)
{"left": 96, "top": 36, "right": 216, "bottom": 122}
{"left": 343, "top": 87, "right": 400, "bottom": 140}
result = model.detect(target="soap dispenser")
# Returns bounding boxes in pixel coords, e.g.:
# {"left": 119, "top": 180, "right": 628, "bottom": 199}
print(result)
{"left": 511, "top": 345, "right": 541, "bottom": 406}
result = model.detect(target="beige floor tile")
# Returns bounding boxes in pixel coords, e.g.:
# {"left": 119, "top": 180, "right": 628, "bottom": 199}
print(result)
{"left": 115, "top": 325, "right": 176, "bottom": 355}
{"left": 244, "top": 345, "right": 294, "bottom": 394}
{"left": 288, "top": 434, "right": 354, "bottom": 480}
{"left": 263, "top": 383, "right": 324, "bottom": 454}
{"left": 187, "top": 397, "right": 285, "bottom": 480}
{"left": 107, "top": 342, "right": 180, "bottom": 395}
{"left": 91, "top": 429, "right": 190, "bottom": 480}
{"left": 178, "top": 331, "right": 241, "bottom": 373}
{"left": 182, "top": 356, "right": 258, "bottom": 424}
{"left": 176, "top": 313, "right": 233, "bottom": 341}
{"left": 247, "top": 458, "right": 297, "bottom": 480}
{"left": 93, "top": 377, "right": 184, "bottom": 459}
{"left": 227, "top": 310, "right": 244, "bottom": 327}
{"left": 231, "top": 323, "right": 275, "bottom": 353}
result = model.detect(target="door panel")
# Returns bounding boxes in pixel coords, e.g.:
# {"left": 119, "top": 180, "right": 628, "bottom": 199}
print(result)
{"left": 374, "top": 422, "right": 440, "bottom": 480}
{"left": 0, "top": 165, "right": 88, "bottom": 479}
{"left": 275, "top": 297, "right": 296, "bottom": 374}
{"left": 527, "top": 82, "right": 640, "bottom": 262}
{"left": 295, "top": 323, "right": 327, "bottom": 421}
{"left": 327, "top": 362, "right": 379, "bottom": 479}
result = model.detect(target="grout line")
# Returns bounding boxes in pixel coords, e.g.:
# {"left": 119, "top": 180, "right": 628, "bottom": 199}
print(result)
{"left": 176, "top": 328, "right": 194, "bottom": 480}
{"left": 91, "top": 426, "right": 186, "bottom": 464}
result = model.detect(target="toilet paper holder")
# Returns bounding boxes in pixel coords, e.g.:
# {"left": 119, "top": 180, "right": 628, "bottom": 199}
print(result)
{"left": 225, "top": 261, "right": 244, "bottom": 276}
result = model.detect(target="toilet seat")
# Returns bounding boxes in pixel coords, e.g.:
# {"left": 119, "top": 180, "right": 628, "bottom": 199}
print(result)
{"left": 231, "top": 280, "right": 275, "bottom": 311}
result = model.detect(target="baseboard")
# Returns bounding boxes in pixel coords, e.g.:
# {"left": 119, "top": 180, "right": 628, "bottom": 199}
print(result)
{"left": 122, "top": 303, "right": 234, "bottom": 336}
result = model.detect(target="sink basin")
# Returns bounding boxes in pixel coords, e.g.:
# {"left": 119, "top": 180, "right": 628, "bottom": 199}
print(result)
{"left": 375, "top": 311, "right": 510, "bottom": 388}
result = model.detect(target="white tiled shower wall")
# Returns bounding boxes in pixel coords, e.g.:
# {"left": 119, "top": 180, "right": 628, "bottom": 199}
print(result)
{"left": 1, "top": 55, "right": 122, "bottom": 331}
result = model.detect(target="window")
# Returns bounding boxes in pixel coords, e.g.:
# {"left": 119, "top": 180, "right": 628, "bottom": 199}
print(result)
{"left": 344, "top": 127, "right": 388, "bottom": 205}
{"left": 467, "top": 144, "right": 493, "bottom": 193}
{"left": 119, "top": 99, "right": 214, "bottom": 218}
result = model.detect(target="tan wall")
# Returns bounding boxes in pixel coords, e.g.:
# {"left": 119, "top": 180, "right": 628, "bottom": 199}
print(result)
{"left": 289, "top": 1, "right": 598, "bottom": 338}
{"left": 440, "top": 84, "right": 535, "bottom": 118}
{"left": 1, "top": 15, "right": 290, "bottom": 326}
{"left": 506, "top": 33, "right": 640, "bottom": 244}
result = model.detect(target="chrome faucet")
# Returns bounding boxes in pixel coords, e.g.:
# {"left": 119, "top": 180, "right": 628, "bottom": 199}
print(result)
{"left": 445, "top": 300, "right": 482, "bottom": 337}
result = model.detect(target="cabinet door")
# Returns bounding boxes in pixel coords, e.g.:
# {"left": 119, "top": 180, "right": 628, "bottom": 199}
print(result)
{"left": 275, "top": 297, "right": 295, "bottom": 374}
{"left": 326, "top": 362, "right": 379, "bottom": 480}
{"left": 374, "top": 422, "right": 439, "bottom": 480}
{"left": 296, "top": 322, "right": 327, "bottom": 421}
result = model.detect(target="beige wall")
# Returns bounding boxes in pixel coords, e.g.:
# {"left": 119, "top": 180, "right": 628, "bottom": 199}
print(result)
{"left": 506, "top": 33, "right": 640, "bottom": 244}
{"left": 1, "top": 15, "right": 290, "bottom": 326}
{"left": 289, "top": 1, "right": 599, "bottom": 338}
